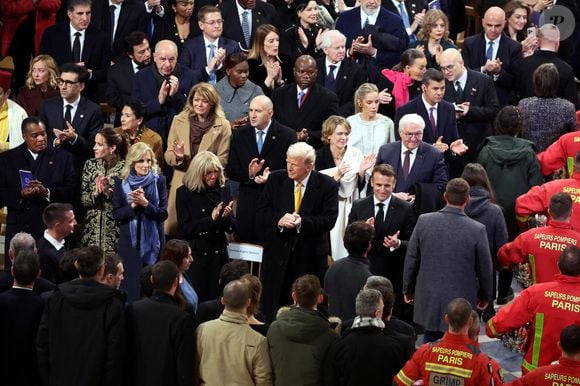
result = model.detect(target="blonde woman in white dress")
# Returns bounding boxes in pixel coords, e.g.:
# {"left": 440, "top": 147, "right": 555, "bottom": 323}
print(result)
{"left": 315, "top": 116, "right": 375, "bottom": 260}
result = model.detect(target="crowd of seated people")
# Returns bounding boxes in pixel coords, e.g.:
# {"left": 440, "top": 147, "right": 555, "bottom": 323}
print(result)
{"left": 0, "top": 0, "right": 580, "bottom": 384}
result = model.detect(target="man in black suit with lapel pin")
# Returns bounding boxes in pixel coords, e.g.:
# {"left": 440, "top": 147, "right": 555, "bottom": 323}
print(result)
{"left": 439, "top": 48, "right": 499, "bottom": 163}
{"left": 272, "top": 55, "right": 339, "bottom": 149}
{"left": 257, "top": 142, "right": 338, "bottom": 321}
{"left": 226, "top": 95, "right": 296, "bottom": 244}
{"left": 316, "top": 30, "right": 365, "bottom": 117}
{"left": 40, "top": 0, "right": 111, "bottom": 103}
{"left": 348, "top": 164, "right": 416, "bottom": 321}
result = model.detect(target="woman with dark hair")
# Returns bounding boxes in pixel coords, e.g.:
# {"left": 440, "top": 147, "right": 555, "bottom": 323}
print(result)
{"left": 377, "top": 48, "right": 427, "bottom": 118}
{"left": 247, "top": 24, "right": 294, "bottom": 95}
{"left": 176, "top": 151, "right": 235, "bottom": 301}
{"left": 81, "top": 127, "right": 127, "bottom": 253}
{"left": 409, "top": 9, "right": 456, "bottom": 70}
{"left": 151, "top": 0, "right": 196, "bottom": 53}
{"left": 165, "top": 82, "right": 232, "bottom": 237}
{"left": 159, "top": 239, "right": 198, "bottom": 314}
{"left": 115, "top": 101, "right": 164, "bottom": 167}
{"left": 462, "top": 163, "right": 508, "bottom": 320}
{"left": 519, "top": 63, "right": 576, "bottom": 152}
{"left": 215, "top": 51, "right": 264, "bottom": 128}
{"left": 503, "top": 0, "right": 538, "bottom": 57}
{"left": 17, "top": 54, "right": 60, "bottom": 116}
{"left": 282, "top": 0, "right": 327, "bottom": 62}
{"left": 113, "top": 142, "right": 168, "bottom": 302}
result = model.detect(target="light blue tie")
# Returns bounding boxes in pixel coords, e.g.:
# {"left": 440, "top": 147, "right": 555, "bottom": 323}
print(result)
{"left": 363, "top": 17, "right": 369, "bottom": 29}
{"left": 399, "top": 2, "right": 416, "bottom": 42}
{"left": 257, "top": 130, "right": 264, "bottom": 154}
{"left": 241, "top": 11, "right": 251, "bottom": 48}
{"left": 208, "top": 44, "right": 217, "bottom": 84}
{"left": 486, "top": 41, "right": 494, "bottom": 61}
{"left": 297, "top": 90, "right": 305, "bottom": 108}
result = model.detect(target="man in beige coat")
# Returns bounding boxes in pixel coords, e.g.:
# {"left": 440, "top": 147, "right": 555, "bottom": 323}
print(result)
{"left": 196, "top": 280, "right": 273, "bottom": 386}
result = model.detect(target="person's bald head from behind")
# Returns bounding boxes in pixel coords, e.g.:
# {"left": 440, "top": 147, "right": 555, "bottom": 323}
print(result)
{"left": 538, "top": 23, "right": 560, "bottom": 51}
{"left": 221, "top": 280, "right": 251, "bottom": 313}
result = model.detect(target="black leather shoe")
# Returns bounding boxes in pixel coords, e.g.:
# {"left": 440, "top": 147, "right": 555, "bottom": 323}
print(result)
{"left": 496, "top": 288, "right": 514, "bottom": 305}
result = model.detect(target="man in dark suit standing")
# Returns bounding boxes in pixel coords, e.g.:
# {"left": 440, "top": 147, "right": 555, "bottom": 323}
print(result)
{"left": 179, "top": 6, "right": 240, "bottom": 84}
{"left": 335, "top": 0, "right": 407, "bottom": 82}
{"left": 0, "top": 250, "right": 45, "bottom": 386}
{"left": 226, "top": 95, "right": 296, "bottom": 244}
{"left": 348, "top": 164, "right": 415, "bottom": 319}
{"left": 461, "top": 6, "right": 523, "bottom": 107}
{"left": 439, "top": 48, "right": 499, "bottom": 163}
{"left": 257, "top": 142, "right": 338, "bottom": 321}
{"left": 516, "top": 23, "right": 578, "bottom": 108}
{"left": 40, "top": 0, "right": 111, "bottom": 103}
{"left": 106, "top": 31, "right": 152, "bottom": 126}
{"left": 0, "top": 117, "right": 76, "bottom": 263}
{"left": 316, "top": 30, "right": 365, "bottom": 117}
{"left": 132, "top": 39, "right": 201, "bottom": 141}
{"left": 376, "top": 113, "right": 448, "bottom": 201}
{"left": 382, "top": 0, "right": 427, "bottom": 43}
{"left": 272, "top": 55, "right": 339, "bottom": 149}
{"left": 394, "top": 69, "right": 467, "bottom": 163}
{"left": 220, "top": 0, "right": 279, "bottom": 50}
{"left": 90, "top": 0, "right": 148, "bottom": 60}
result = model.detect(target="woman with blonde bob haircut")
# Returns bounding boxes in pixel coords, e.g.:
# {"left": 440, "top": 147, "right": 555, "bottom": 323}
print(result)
{"left": 176, "top": 151, "right": 235, "bottom": 301}
{"left": 165, "top": 82, "right": 231, "bottom": 237}
{"left": 113, "top": 142, "right": 168, "bottom": 302}
{"left": 316, "top": 115, "right": 375, "bottom": 260}
{"left": 410, "top": 9, "right": 456, "bottom": 70}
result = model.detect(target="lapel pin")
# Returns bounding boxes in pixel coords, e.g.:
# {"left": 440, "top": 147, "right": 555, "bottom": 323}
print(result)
{"left": 343, "top": 75, "right": 347, "bottom": 79}
{"left": 471, "top": 88, "right": 476, "bottom": 92}
{"left": 80, "top": 114, "right": 84, "bottom": 119}
{"left": 49, "top": 161, "right": 53, "bottom": 165}
{"left": 272, "top": 136, "right": 276, "bottom": 140}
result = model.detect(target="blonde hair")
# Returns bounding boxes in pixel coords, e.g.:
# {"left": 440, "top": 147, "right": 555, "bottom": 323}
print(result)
{"left": 120, "top": 142, "right": 160, "bottom": 179}
{"left": 321, "top": 115, "right": 351, "bottom": 145}
{"left": 354, "top": 83, "right": 379, "bottom": 114}
{"left": 247, "top": 24, "right": 281, "bottom": 64}
{"left": 24, "top": 55, "right": 59, "bottom": 90}
{"left": 417, "top": 9, "right": 451, "bottom": 42}
{"left": 183, "top": 82, "right": 226, "bottom": 122}
{"left": 182, "top": 151, "right": 225, "bottom": 192}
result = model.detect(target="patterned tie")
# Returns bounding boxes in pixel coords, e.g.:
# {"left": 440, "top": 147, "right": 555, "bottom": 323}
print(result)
{"left": 486, "top": 41, "right": 494, "bottom": 61}
{"left": 429, "top": 106, "right": 437, "bottom": 137}
{"left": 72, "top": 32, "right": 81, "bottom": 62}
{"left": 294, "top": 182, "right": 303, "bottom": 212}
{"left": 326, "top": 65, "right": 337, "bottom": 92}
{"left": 208, "top": 44, "right": 217, "bottom": 84}
{"left": 241, "top": 11, "right": 251, "bottom": 48}
{"left": 403, "top": 150, "right": 411, "bottom": 179}
{"left": 64, "top": 104, "right": 73, "bottom": 125}
{"left": 399, "top": 2, "right": 416, "bottom": 42}
{"left": 455, "top": 81, "right": 464, "bottom": 102}
{"left": 297, "top": 89, "right": 305, "bottom": 108}
{"left": 257, "top": 130, "right": 264, "bottom": 154}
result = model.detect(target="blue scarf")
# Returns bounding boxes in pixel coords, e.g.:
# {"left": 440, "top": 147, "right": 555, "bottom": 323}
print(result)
{"left": 122, "top": 171, "right": 160, "bottom": 265}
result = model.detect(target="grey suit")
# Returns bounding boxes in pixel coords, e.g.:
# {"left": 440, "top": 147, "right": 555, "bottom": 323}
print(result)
{"left": 403, "top": 206, "right": 493, "bottom": 333}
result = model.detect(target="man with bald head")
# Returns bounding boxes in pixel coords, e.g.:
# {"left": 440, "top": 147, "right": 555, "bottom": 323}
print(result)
{"left": 132, "top": 39, "right": 202, "bottom": 140}
{"left": 272, "top": 55, "right": 339, "bottom": 149}
{"left": 196, "top": 280, "right": 273, "bottom": 385}
{"left": 461, "top": 6, "right": 523, "bottom": 106}
{"left": 516, "top": 24, "right": 578, "bottom": 108}
{"left": 439, "top": 48, "right": 499, "bottom": 162}
{"left": 227, "top": 95, "right": 296, "bottom": 244}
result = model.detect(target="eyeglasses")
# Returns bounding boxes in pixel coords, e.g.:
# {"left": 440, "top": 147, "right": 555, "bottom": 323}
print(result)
{"left": 203, "top": 19, "right": 224, "bottom": 25}
{"left": 402, "top": 132, "right": 423, "bottom": 139}
{"left": 440, "top": 63, "right": 457, "bottom": 73}
{"left": 57, "top": 78, "right": 79, "bottom": 87}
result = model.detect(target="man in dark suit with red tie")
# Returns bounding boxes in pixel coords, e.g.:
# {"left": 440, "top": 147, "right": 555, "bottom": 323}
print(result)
{"left": 226, "top": 95, "right": 296, "bottom": 244}
{"left": 272, "top": 55, "right": 339, "bottom": 149}
{"left": 348, "top": 164, "right": 416, "bottom": 320}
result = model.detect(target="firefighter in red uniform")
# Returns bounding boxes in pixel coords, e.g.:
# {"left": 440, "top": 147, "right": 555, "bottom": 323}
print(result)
{"left": 507, "top": 324, "right": 580, "bottom": 386}
{"left": 468, "top": 310, "right": 505, "bottom": 385}
{"left": 499, "top": 192, "right": 580, "bottom": 285}
{"left": 538, "top": 132, "right": 580, "bottom": 178}
{"left": 487, "top": 246, "right": 580, "bottom": 374}
{"left": 394, "top": 298, "right": 498, "bottom": 386}
{"left": 516, "top": 152, "right": 580, "bottom": 231}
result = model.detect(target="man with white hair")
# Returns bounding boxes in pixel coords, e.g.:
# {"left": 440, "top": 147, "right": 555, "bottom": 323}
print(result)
{"left": 516, "top": 23, "right": 578, "bottom": 107}
{"left": 257, "top": 142, "right": 338, "bottom": 321}
{"left": 315, "top": 30, "right": 365, "bottom": 117}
